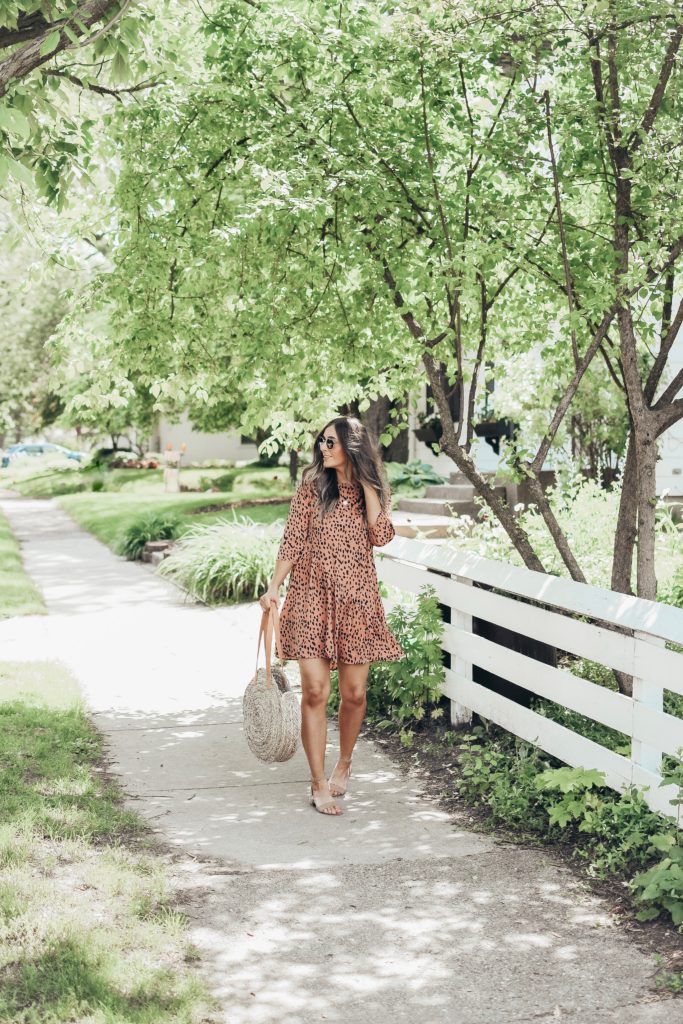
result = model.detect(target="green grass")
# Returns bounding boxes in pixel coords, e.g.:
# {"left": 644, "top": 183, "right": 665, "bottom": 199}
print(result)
{"left": 25, "top": 461, "right": 295, "bottom": 554}
{"left": 0, "top": 509, "right": 46, "bottom": 618}
{"left": 0, "top": 660, "right": 215, "bottom": 1023}
{"left": 59, "top": 491, "right": 292, "bottom": 553}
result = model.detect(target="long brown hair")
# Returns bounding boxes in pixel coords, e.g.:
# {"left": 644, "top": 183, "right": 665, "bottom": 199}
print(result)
{"left": 302, "top": 415, "right": 391, "bottom": 521}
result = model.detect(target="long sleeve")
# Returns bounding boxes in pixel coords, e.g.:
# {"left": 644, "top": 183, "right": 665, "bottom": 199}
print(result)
{"left": 368, "top": 498, "right": 395, "bottom": 547}
{"left": 277, "top": 481, "right": 314, "bottom": 564}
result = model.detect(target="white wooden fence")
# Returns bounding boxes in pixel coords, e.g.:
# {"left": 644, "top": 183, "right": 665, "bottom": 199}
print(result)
{"left": 375, "top": 536, "right": 683, "bottom": 826}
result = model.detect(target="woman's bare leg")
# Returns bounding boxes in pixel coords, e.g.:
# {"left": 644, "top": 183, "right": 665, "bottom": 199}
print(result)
{"left": 329, "top": 661, "right": 370, "bottom": 796}
{"left": 298, "top": 657, "right": 341, "bottom": 815}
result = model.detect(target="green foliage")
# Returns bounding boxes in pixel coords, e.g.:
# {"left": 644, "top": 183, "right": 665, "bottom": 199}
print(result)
{"left": 49, "top": 0, "right": 683, "bottom": 595}
{"left": 652, "top": 954, "right": 683, "bottom": 994}
{"left": 659, "top": 566, "right": 683, "bottom": 611}
{"left": 631, "top": 843, "right": 683, "bottom": 925}
{"left": 455, "top": 727, "right": 554, "bottom": 833}
{"left": 370, "top": 586, "right": 446, "bottom": 742}
{"left": 115, "top": 512, "right": 181, "bottom": 561}
{"left": 157, "top": 516, "right": 281, "bottom": 604}
{"left": 199, "top": 470, "right": 236, "bottom": 492}
{"left": 386, "top": 460, "right": 447, "bottom": 490}
{"left": 447, "top": 475, "right": 683, "bottom": 591}
{"left": 451, "top": 723, "right": 683, "bottom": 924}
{"left": 0, "top": 1, "right": 191, "bottom": 203}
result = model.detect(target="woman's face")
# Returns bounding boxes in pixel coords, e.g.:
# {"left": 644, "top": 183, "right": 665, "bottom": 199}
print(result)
{"left": 319, "top": 424, "right": 348, "bottom": 474}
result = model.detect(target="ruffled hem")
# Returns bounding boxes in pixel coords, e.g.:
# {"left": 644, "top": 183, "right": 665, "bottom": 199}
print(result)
{"left": 279, "top": 587, "right": 403, "bottom": 670}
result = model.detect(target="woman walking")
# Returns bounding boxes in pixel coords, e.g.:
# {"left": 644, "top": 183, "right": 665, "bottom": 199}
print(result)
{"left": 259, "top": 415, "right": 404, "bottom": 816}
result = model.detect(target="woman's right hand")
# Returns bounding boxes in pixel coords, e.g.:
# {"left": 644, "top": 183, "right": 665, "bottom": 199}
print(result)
{"left": 259, "top": 584, "right": 280, "bottom": 613}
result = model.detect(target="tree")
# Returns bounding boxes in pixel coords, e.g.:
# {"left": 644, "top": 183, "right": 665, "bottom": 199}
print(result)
{"left": 61, "top": 372, "right": 158, "bottom": 451}
{"left": 0, "top": 226, "right": 74, "bottom": 443}
{"left": 0, "top": 1, "right": 185, "bottom": 202}
{"left": 57, "top": 0, "right": 683, "bottom": 604}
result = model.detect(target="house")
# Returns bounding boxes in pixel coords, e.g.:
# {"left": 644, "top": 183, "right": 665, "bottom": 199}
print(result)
{"left": 153, "top": 412, "right": 258, "bottom": 465}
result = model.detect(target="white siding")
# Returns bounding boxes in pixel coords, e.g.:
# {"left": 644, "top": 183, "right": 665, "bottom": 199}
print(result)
{"left": 156, "top": 413, "right": 258, "bottom": 463}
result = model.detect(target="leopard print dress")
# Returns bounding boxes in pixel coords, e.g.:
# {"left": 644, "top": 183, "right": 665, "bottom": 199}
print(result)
{"left": 275, "top": 478, "right": 404, "bottom": 669}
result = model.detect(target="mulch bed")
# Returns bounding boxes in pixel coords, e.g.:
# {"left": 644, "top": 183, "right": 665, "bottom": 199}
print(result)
{"left": 188, "top": 497, "right": 292, "bottom": 515}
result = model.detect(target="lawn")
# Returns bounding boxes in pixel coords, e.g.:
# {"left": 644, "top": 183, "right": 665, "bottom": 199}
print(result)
{"left": 0, "top": 456, "right": 294, "bottom": 499}
{"left": 0, "top": 458, "right": 295, "bottom": 554}
{"left": 59, "top": 490, "right": 292, "bottom": 553}
{"left": 0, "top": 509, "right": 46, "bottom": 618}
{"left": 0, "top": 660, "right": 214, "bottom": 1023}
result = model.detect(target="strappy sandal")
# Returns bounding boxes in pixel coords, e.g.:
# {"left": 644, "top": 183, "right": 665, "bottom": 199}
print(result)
{"left": 309, "top": 779, "right": 342, "bottom": 816}
{"left": 328, "top": 757, "right": 352, "bottom": 798}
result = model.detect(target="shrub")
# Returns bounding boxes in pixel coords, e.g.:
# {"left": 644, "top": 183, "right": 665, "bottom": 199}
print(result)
{"left": 157, "top": 514, "right": 280, "bottom": 603}
{"left": 445, "top": 474, "right": 683, "bottom": 593}
{"left": 631, "top": 841, "right": 683, "bottom": 925}
{"left": 455, "top": 725, "right": 555, "bottom": 832}
{"left": 199, "top": 471, "right": 236, "bottom": 492}
{"left": 386, "top": 460, "right": 446, "bottom": 490}
{"left": 115, "top": 512, "right": 181, "bottom": 561}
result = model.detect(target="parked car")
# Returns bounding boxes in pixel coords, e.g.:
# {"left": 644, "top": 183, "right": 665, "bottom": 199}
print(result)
{"left": 1, "top": 442, "right": 84, "bottom": 468}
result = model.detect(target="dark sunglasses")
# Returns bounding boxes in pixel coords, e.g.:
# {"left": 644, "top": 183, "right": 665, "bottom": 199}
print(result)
{"left": 317, "top": 435, "right": 338, "bottom": 450}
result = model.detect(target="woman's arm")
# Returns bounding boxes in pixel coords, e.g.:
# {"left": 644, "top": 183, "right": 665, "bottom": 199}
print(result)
{"left": 260, "top": 557, "right": 293, "bottom": 611}
{"left": 361, "top": 481, "right": 395, "bottom": 547}
{"left": 259, "top": 482, "right": 313, "bottom": 610}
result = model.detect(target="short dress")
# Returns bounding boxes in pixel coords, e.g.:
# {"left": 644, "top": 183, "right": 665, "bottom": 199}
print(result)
{"left": 275, "top": 478, "right": 404, "bottom": 669}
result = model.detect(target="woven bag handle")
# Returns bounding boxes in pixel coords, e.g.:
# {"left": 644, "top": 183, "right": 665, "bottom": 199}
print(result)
{"left": 254, "top": 602, "right": 286, "bottom": 687}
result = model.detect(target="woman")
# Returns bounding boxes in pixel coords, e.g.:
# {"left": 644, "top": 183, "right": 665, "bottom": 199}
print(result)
{"left": 259, "top": 416, "right": 404, "bottom": 816}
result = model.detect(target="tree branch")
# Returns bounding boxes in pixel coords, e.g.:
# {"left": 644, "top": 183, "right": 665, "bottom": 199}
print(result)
{"left": 543, "top": 89, "right": 580, "bottom": 368}
{"left": 0, "top": 0, "right": 129, "bottom": 98}
{"left": 654, "top": 368, "right": 683, "bottom": 412}
{"left": 629, "top": 23, "right": 683, "bottom": 153}
{"left": 43, "top": 67, "right": 163, "bottom": 99}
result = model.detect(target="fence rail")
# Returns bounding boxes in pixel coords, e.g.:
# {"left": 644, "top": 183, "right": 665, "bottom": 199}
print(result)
{"left": 375, "top": 536, "right": 683, "bottom": 826}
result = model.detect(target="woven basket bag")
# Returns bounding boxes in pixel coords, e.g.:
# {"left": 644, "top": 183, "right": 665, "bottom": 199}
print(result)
{"left": 243, "top": 604, "right": 300, "bottom": 763}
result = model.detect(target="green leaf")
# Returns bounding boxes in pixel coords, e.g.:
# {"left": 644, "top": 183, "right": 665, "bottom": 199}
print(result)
{"left": 7, "top": 157, "right": 34, "bottom": 187}
{"left": 39, "top": 30, "right": 61, "bottom": 57}
{"left": 650, "top": 834, "right": 677, "bottom": 853}
{"left": 0, "top": 106, "right": 30, "bottom": 141}
{"left": 634, "top": 907, "right": 661, "bottom": 921}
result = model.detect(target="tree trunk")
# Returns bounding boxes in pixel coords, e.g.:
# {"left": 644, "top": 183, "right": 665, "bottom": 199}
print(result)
{"left": 611, "top": 433, "right": 637, "bottom": 595}
{"left": 634, "top": 429, "right": 658, "bottom": 600}
{"left": 524, "top": 476, "right": 587, "bottom": 582}
{"left": 288, "top": 449, "right": 299, "bottom": 484}
{"left": 361, "top": 395, "right": 409, "bottom": 462}
{"left": 422, "top": 351, "right": 547, "bottom": 573}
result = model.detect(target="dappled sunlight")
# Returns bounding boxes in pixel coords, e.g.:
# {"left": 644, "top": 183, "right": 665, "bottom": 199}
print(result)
{"left": 185, "top": 854, "right": 645, "bottom": 1024}
{"left": 1, "top": 493, "right": 673, "bottom": 1024}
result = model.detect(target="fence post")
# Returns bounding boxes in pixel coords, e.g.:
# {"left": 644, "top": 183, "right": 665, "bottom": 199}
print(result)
{"left": 450, "top": 574, "right": 473, "bottom": 727}
{"left": 631, "top": 630, "right": 664, "bottom": 776}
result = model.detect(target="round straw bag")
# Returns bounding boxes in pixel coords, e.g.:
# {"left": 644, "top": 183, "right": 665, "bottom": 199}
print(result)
{"left": 243, "top": 604, "right": 300, "bottom": 763}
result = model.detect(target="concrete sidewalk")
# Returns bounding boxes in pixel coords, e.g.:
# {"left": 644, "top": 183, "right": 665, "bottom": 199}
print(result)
{"left": 0, "top": 492, "right": 676, "bottom": 1023}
